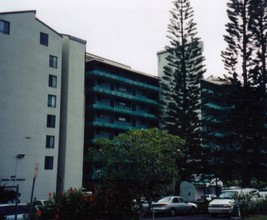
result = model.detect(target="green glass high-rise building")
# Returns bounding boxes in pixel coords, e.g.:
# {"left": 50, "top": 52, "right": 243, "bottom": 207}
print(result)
{"left": 83, "top": 53, "right": 160, "bottom": 184}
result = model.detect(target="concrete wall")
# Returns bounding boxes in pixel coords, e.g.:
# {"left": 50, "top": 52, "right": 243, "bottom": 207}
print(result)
{"left": 180, "top": 181, "right": 196, "bottom": 202}
{"left": 57, "top": 35, "right": 86, "bottom": 192}
{"left": 0, "top": 11, "right": 85, "bottom": 202}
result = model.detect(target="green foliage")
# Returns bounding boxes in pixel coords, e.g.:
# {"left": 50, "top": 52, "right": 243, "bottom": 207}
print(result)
{"left": 252, "top": 198, "right": 267, "bottom": 215}
{"left": 224, "top": 180, "right": 242, "bottom": 188}
{"left": 0, "top": 184, "right": 18, "bottom": 203}
{"left": 94, "top": 185, "right": 138, "bottom": 220}
{"left": 32, "top": 186, "right": 146, "bottom": 220}
{"left": 221, "top": 0, "right": 267, "bottom": 185}
{"left": 240, "top": 195, "right": 267, "bottom": 215}
{"left": 37, "top": 188, "right": 95, "bottom": 220}
{"left": 90, "top": 128, "right": 184, "bottom": 200}
{"left": 246, "top": 216, "right": 267, "bottom": 220}
{"left": 250, "top": 179, "right": 267, "bottom": 190}
{"left": 233, "top": 192, "right": 255, "bottom": 216}
{"left": 161, "top": 0, "right": 205, "bottom": 177}
{"left": 232, "top": 191, "right": 267, "bottom": 216}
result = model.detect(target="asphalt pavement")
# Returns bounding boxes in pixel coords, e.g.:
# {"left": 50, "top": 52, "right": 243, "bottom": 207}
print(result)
{"left": 142, "top": 213, "right": 233, "bottom": 220}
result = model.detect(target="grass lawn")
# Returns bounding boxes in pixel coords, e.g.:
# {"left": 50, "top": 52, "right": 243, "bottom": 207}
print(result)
{"left": 246, "top": 215, "right": 267, "bottom": 220}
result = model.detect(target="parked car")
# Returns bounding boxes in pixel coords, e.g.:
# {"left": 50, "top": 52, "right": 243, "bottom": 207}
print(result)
{"left": 208, "top": 188, "right": 259, "bottom": 217}
{"left": 150, "top": 196, "right": 198, "bottom": 216}
{"left": 202, "top": 194, "right": 217, "bottom": 201}
{"left": 33, "top": 199, "right": 48, "bottom": 209}
{"left": 259, "top": 191, "right": 267, "bottom": 198}
{"left": 0, "top": 203, "right": 29, "bottom": 220}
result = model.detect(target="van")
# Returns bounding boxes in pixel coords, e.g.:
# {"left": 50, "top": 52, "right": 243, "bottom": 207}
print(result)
{"left": 208, "top": 188, "right": 259, "bottom": 217}
{"left": 0, "top": 203, "right": 29, "bottom": 220}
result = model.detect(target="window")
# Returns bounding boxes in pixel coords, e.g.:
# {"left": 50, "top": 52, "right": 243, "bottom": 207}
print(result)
{"left": 172, "top": 198, "right": 179, "bottom": 203}
{"left": 119, "top": 117, "right": 126, "bottom": 122}
{"left": 118, "top": 85, "right": 126, "bottom": 92}
{"left": 47, "top": 115, "right": 56, "bottom": 128}
{"left": 49, "top": 55, "right": 58, "bottom": 68}
{"left": 48, "top": 95, "right": 56, "bottom": 108}
{"left": 48, "top": 75, "right": 57, "bottom": 88}
{"left": 44, "top": 156, "right": 53, "bottom": 170}
{"left": 0, "top": 19, "right": 10, "bottom": 34}
{"left": 46, "top": 135, "right": 55, "bottom": 148}
{"left": 119, "top": 101, "right": 126, "bottom": 107}
{"left": 40, "top": 32, "right": 48, "bottom": 46}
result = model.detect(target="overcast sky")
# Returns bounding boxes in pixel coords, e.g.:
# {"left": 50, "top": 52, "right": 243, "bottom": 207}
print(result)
{"left": 2, "top": 0, "right": 228, "bottom": 77}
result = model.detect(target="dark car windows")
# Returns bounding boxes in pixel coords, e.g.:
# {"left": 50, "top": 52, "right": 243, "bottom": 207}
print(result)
{"left": 172, "top": 198, "right": 179, "bottom": 203}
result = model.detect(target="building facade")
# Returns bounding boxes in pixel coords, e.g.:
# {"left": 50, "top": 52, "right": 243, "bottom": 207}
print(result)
{"left": 201, "top": 75, "right": 233, "bottom": 149}
{"left": 83, "top": 53, "right": 160, "bottom": 184}
{"left": 0, "top": 11, "right": 86, "bottom": 202}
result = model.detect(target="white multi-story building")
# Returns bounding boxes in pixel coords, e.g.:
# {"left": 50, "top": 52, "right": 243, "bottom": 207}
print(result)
{"left": 0, "top": 10, "right": 86, "bottom": 202}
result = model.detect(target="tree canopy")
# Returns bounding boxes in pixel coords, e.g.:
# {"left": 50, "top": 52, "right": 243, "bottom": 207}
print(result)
{"left": 89, "top": 128, "right": 185, "bottom": 198}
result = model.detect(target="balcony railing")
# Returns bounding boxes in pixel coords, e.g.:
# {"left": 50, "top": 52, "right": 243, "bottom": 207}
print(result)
{"left": 87, "top": 104, "right": 157, "bottom": 119}
{"left": 86, "top": 121, "right": 133, "bottom": 130}
{"left": 86, "top": 70, "right": 159, "bottom": 91}
{"left": 87, "top": 87, "right": 159, "bottom": 105}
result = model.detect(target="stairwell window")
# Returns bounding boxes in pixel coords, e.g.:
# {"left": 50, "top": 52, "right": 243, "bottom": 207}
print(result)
{"left": 49, "top": 55, "right": 58, "bottom": 68}
{"left": 0, "top": 19, "right": 10, "bottom": 35}
{"left": 46, "top": 135, "right": 55, "bottom": 149}
{"left": 48, "top": 75, "right": 57, "bottom": 88}
{"left": 48, "top": 95, "right": 56, "bottom": 108}
{"left": 40, "top": 32, "right": 48, "bottom": 46}
{"left": 44, "top": 156, "right": 54, "bottom": 170}
{"left": 47, "top": 115, "right": 56, "bottom": 128}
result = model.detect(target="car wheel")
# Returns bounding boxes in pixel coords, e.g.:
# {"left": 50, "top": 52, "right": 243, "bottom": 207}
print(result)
{"left": 190, "top": 207, "right": 197, "bottom": 215}
{"left": 169, "top": 208, "right": 176, "bottom": 217}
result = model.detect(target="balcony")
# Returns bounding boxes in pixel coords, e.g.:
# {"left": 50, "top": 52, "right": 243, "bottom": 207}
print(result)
{"left": 86, "top": 121, "right": 133, "bottom": 130}
{"left": 87, "top": 87, "right": 159, "bottom": 105}
{"left": 86, "top": 70, "right": 159, "bottom": 91}
{"left": 87, "top": 104, "right": 157, "bottom": 119}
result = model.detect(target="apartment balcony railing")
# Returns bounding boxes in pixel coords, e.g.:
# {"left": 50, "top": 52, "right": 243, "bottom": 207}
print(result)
{"left": 87, "top": 104, "right": 157, "bottom": 119}
{"left": 87, "top": 87, "right": 159, "bottom": 105}
{"left": 86, "top": 121, "right": 133, "bottom": 130}
{"left": 86, "top": 70, "right": 160, "bottom": 91}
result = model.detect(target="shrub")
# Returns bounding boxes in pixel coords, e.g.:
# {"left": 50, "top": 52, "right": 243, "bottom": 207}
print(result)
{"left": 36, "top": 188, "right": 96, "bottom": 220}
{"left": 32, "top": 186, "right": 139, "bottom": 220}
{"left": 232, "top": 193, "right": 267, "bottom": 216}
{"left": 251, "top": 196, "right": 267, "bottom": 214}
{"left": 232, "top": 192, "right": 256, "bottom": 216}
{"left": 0, "top": 184, "right": 18, "bottom": 203}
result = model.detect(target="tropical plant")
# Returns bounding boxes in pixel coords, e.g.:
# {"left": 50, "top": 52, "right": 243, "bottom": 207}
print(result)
{"left": 37, "top": 188, "right": 95, "bottom": 220}
{"left": 88, "top": 128, "right": 184, "bottom": 218}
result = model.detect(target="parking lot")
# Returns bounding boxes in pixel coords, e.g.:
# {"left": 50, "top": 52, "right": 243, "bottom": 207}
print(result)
{"left": 142, "top": 213, "right": 235, "bottom": 220}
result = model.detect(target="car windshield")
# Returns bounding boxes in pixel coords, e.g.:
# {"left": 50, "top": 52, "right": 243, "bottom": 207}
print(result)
{"left": 219, "top": 191, "right": 238, "bottom": 199}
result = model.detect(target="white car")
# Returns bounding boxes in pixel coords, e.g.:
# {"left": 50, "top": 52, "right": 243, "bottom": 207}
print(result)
{"left": 208, "top": 188, "right": 259, "bottom": 217}
{"left": 0, "top": 203, "right": 29, "bottom": 220}
{"left": 201, "top": 194, "right": 217, "bottom": 201}
{"left": 34, "top": 199, "right": 48, "bottom": 209}
{"left": 151, "top": 196, "right": 198, "bottom": 216}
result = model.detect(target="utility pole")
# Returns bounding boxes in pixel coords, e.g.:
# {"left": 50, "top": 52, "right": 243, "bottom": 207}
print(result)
{"left": 29, "top": 163, "right": 39, "bottom": 220}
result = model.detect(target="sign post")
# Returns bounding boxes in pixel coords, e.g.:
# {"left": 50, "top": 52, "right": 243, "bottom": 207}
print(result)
{"left": 15, "top": 184, "right": 19, "bottom": 220}
{"left": 29, "top": 163, "right": 38, "bottom": 220}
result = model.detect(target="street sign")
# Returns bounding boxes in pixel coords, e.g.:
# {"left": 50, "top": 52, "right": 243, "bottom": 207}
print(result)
{"left": 34, "top": 162, "right": 39, "bottom": 178}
